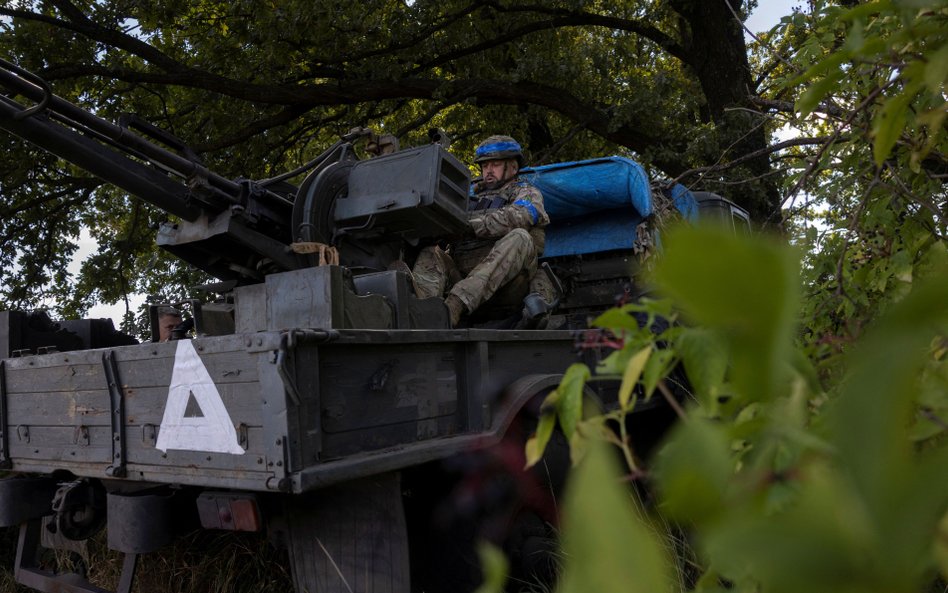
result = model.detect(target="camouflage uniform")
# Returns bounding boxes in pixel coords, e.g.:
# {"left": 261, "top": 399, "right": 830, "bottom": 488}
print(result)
{"left": 413, "top": 176, "right": 550, "bottom": 312}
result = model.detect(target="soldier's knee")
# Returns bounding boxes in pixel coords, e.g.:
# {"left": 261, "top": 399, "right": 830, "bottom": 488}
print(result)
{"left": 502, "top": 228, "right": 533, "bottom": 251}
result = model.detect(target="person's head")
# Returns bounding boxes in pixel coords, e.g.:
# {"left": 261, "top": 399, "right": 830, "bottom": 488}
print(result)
{"left": 475, "top": 135, "right": 524, "bottom": 190}
{"left": 157, "top": 307, "right": 183, "bottom": 342}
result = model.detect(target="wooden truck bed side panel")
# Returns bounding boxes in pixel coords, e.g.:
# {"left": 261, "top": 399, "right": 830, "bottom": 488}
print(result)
{"left": 0, "top": 329, "right": 591, "bottom": 493}
{"left": 2, "top": 335, "right": 284, "bottom": 490}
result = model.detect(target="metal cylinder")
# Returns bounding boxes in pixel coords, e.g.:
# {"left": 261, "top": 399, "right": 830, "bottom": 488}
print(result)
{"left": 106, "top": 490, "right": 177, "bottom": 554}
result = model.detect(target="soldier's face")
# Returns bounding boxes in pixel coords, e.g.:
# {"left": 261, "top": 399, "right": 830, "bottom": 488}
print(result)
{"left": 480, "top": 159, "right": 517, "bottom": 190}
{"left": 158, "top": 314, "right": 182, "bottom": 342}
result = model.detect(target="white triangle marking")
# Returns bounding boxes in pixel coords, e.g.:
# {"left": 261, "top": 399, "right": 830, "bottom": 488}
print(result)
{"left": 155, "top": 340, "right": 245, "bottom": 455}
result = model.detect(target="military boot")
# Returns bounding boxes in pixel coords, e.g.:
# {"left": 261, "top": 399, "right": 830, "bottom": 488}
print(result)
{"left": 517, "top": 292, "right": 554, "bottom": 329}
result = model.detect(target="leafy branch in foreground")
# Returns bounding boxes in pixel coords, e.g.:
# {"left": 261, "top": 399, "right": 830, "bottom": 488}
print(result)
{"left": 532, "top": 226, "right": 948, "bottom": 593}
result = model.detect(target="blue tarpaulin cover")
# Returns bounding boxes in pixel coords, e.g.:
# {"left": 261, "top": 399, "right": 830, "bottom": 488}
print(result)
{"left": 541, "top": 207, "right": 646, "bottom": 258}
{"left": 513, "top": 157, "right": 697, "bottom": 258}
{"left": 666, "top": 182, "right": 699, "bottom": 222}
{"left": 521, "top": 157, "right": 652, "bottom": 220}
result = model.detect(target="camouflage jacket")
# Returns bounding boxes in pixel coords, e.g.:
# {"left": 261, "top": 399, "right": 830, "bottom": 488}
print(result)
{"left": 466, "top": 176, "right": 549, "bottom": 254}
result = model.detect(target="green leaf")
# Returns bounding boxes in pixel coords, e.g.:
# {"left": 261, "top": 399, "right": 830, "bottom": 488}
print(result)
{"left": 558, "top": 442, "right": 673, "bottom": 593}
{"left": 788, "top": 348, "right": 823, "bottom": 396}
{"left": 473, "top": 542, "right": 508, "bottom": 593}
{"left": 872, "top": 81, "right": 921, "bottom": 166}
{"left": 618, "top": 346, "right": 651, "bottom": 410}
{"left": 936, "top": 511, "right": 948, "bottom": 581}
{"left": 654, "top": 227, "right": 800, "bottom": 404}
{"left": 842, "top": 19, "right": 865, "bottom": 53}
{"left": 593, "top": 308, "right": 645, "bottom": 331}
{"left": 643, "top": 348, "right": 677, "bottom": 398}
{"left": 653, "top": 418, "right": 733, "bottom": 525}
{"left": 597, "top": 340, "right": 653, "bottom": 376}
{"left": 796, "top": 70, "right": 846, "bottom": 117}
{"left": 677, "top": 327, "right": 729, "bottom": 408}
{"left": 700, "top": 461, "right": 877, "bottom": 593}
{"left": 569, "top": 415, "right": 617, "bottom": 467}
{"left": 524, "top": 408, "right": 556, "bottom": 469}
{"left": 830, "top": 267, "right": 948, "bottom": 519}
{"left": 556, "top": 363, "right": 591, "bottom": 439}
{"left": 923, "top": 44, "right": 948, "bottom": 93}
{"left": 838, "top": 0, "right": 894, "bottom": 22}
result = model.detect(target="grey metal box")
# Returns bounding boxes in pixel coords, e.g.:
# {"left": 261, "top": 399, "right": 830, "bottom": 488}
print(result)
{"left": 237, "top": 266, "right": 394, "bottom": 331}
{"left": 333, "top": 144, "right": 471, "bottom": 241}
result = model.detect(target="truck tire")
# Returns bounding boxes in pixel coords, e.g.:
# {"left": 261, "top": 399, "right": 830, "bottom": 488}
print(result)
{"left": 501, "top": 411, "right": 569, "bottom": 590}
{"left": 404, "top": 388, "right": 571, "bottom": 593}
{"left": 285, "top": 472, "right": 409, "bottom": 593}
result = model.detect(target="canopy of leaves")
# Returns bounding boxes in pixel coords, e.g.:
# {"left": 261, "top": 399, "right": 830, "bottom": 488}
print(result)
{"left": 775, "top": 0, "right": 948, "bottom": 376}
{"left": 0, "top": 0, "right": 944, "bottom": 345}
{"left": 523, "top": 2, "right": 947, "bottom": 591}
{"left": 0, "top": 0, "right": 782, "bottom": 329}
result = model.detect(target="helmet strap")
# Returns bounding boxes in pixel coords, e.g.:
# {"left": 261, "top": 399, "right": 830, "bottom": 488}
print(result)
{"left": 501, "top": 160, "right": 518, "bottom": 184}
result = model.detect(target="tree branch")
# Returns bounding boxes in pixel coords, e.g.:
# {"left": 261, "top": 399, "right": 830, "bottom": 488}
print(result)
{"left": 412, "top": 13, "right": 681, "bottom": 75}
{"left": 192, "top": 104, "right": 312, "bottom": 152}
{"left": 778, "top": 81, "right": 892, "bottom": 220}
{"left": 722, "top": 0, "right": 800, "bottom": 74}
{"left": 750, "top": 96, "right": 847, "bottom": 118}
{"left": 20, "top": 58, "right": 679, "bottom": 170}
{"left": 672, "top": 135, "right": 850, "bottom": 185}
{"left": 318, "top": 1, "right": 485, "bottom": 67}
{"left": 44, "top": 0, "right": 190, "bottom": 73}
{"left": 482, "top": 2, "right": 687, "bottom": 60}
{"left": 1, "top": 178, "right": 102, "bottom": 216}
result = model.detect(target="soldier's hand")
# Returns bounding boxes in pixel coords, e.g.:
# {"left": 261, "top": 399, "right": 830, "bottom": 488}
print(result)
{"left": 466, "top": 216, "right": 484, "bottom": 238}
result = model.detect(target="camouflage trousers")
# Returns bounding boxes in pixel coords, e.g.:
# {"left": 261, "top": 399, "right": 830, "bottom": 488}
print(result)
{"left": 413, "top": 228, "right": 544, "bottom": 312}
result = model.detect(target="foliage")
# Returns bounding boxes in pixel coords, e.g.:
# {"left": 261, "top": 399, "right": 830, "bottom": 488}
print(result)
{"left": 761, "top": 0, "right": 947, "bottom": 379}
{"left": 533, "top": 225, "right": 948, "bottom": 593}
{"left": 473, "top": 542, "right": 510, "bottom": 593}
{"left": 536, "top": 3, "right": 948, "bottom": 571}
{"left": 788, "top": 0, "right": 946, "bottom": 169}
{"left": 557, "top": 439, "right": 674, "bottom": 593}
{"left": 530, "top": 6, "right": 948, "bottom": 582}
{"left": 0, "top": 0, "right": 782, "bottom": 332}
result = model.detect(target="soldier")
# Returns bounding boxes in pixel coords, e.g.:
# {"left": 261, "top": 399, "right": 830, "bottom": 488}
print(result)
{"left": 157, "top": 306, "right": 183, "bottom": 342}
{"left": 412, "top": 135, "right": 550, "bottom": 327}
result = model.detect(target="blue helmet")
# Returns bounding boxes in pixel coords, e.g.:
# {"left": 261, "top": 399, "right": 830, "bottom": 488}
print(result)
{"left": 474, "top": 135, "right": 525, "bottom": 167}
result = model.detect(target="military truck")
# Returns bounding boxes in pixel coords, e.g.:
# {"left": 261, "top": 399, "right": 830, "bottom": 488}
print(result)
{"left": 0, "top": 58, "right": 749, "bottom": 593}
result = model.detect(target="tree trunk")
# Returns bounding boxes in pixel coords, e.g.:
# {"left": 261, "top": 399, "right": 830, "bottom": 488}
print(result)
{"left": 670, "top": 0, "right": 780, "bottom": 223}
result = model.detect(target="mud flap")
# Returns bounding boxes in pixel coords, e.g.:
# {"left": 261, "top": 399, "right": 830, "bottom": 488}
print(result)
{"left": 284, "top": 472, "right": 409, "bottom": 593}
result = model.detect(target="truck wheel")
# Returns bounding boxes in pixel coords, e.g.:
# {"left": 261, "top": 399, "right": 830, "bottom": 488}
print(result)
{"left": 284, "top": 472, "right": 409, "bottom": 593}
{"left": 404, "top": 392, "right": 571, "bottom": 593}
{"left": 500, "top": 414, "right": 569, "bottom": 590}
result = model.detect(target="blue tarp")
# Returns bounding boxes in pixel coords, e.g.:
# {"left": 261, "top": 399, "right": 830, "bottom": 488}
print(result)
{"left": 512, "top": 156, "right": 698, "bottom": 258}
{"left": 520, "top": 157, "right": 652, "bottom": 220}
{"left": 666, "top": 182, "right": 699, "bottom": 222}
{"left": 542, "top": 207, "right": 646, "bottom": 258}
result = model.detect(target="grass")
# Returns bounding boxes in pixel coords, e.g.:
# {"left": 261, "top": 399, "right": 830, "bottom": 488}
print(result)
{"left": 0, "top": 526, "right": 294, "bottom": 593}
{"left": 0, "top": 527, "right": 35, "bottom": 593}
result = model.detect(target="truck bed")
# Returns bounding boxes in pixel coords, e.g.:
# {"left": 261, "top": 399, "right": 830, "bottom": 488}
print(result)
{"left": 0, "top": 328, "right": 587, "bottom": 493}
